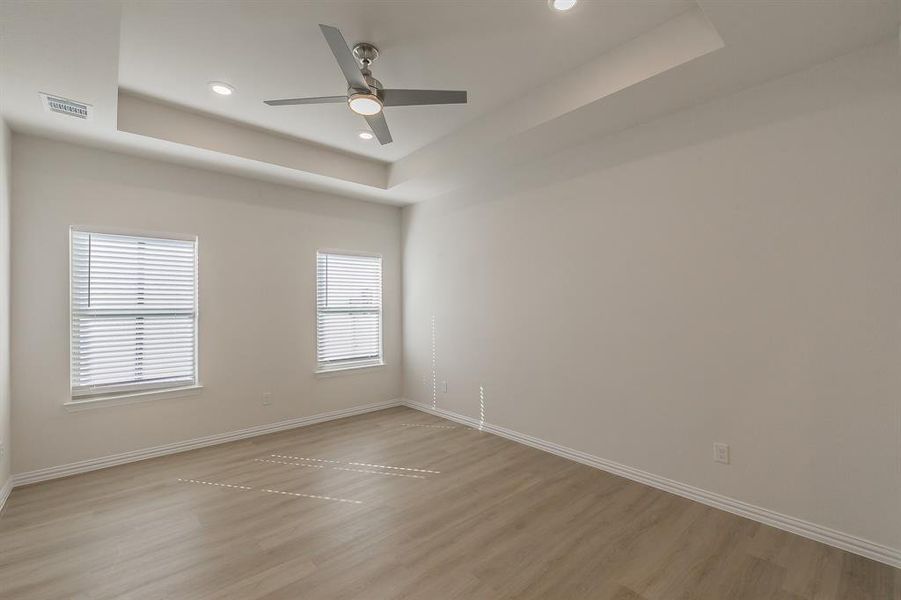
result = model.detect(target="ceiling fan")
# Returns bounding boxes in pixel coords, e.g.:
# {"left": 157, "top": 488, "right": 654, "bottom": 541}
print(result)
{"left": 264, "top": 25, "right": 468, "bottom": 145}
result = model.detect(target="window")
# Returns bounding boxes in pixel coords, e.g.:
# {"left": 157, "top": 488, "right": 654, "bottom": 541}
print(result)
{"left": 70, "top": 229, "right": 198, "bottom": 399}
{"left": 316, "top": 251, "right": 382, "bottom": 372}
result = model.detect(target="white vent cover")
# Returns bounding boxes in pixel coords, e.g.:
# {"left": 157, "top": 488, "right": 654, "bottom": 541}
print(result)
{"left": 40, "top": 93, "right": 92, "bottom": 120}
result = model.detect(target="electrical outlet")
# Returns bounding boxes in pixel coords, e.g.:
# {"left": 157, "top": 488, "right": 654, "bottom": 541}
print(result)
{"left": 0, "top": 442, "right": 4, "bottom": 459}
{"left": 441, "top": 380, "right": 448, "bottom": 393}
{"left": 713, "top": 443, "right": 730, "bottom": 464}
{"left": 262, "top": 392, "right": 272, "bottom": 406}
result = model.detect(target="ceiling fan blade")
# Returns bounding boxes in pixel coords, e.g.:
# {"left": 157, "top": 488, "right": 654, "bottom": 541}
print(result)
{"left": 381, "top": 89, "right": 468, "bottom": 107}
{"left": 363, "top": 112, "right": 392, "bottom": 145}
{"left": 264, "top": 96, "right": 347, "bottom": 106}
{"left": 319, "top": 24, "right": 370, "bottom": 93}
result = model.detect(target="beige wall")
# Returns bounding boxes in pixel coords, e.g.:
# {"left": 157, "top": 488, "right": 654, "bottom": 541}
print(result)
{"left": 0, "top": 123, "right": 10, "bottom": 490}
{"left": 10, "top": 135, "right": 402, "bottom": 474}
{"left": 402, "top": 41, "right": 901, "bottom": 551}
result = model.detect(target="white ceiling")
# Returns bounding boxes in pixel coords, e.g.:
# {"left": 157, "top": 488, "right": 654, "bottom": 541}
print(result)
{"left": 1, "top": 1, "right": 899, "bottom": 205}
{"left": 118, "top": 0, "right": 692, "bottom": 162}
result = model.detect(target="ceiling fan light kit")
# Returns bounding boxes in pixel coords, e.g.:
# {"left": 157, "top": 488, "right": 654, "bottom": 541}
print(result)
{"left": 348, "top": 93, "right": 382, "bottom": 116}
{"left": 264, "top": 24, "right": 468, "bottom": 145}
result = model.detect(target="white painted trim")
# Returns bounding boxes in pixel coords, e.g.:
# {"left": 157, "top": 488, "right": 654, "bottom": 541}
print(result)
{"left": 11, "top": 399, "right": 401, "bottom": 488}
{"left": 402, "top": 399, "right": 901, "bottom": 569}
{"left": 0, "top": 477, "right": 11, "bottom": 515}
{"left": 64, "top": 384, "right": 204, "bottom": 411}
{"left": 315, "top": 362, "right": 385, "bottom": 377}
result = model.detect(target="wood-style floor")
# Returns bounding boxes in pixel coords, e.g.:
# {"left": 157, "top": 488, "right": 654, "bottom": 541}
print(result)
{"left": 0, "top": 406, "right": 897, "bottom": 599}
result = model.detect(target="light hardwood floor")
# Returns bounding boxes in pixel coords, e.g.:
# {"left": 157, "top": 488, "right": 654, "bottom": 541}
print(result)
{"left": 0, "top": 406, "right": 898, "bottom": 599}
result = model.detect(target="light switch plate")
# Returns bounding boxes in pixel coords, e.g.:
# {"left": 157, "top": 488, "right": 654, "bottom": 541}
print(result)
{"left": 713, "top": 443, "right": 730, "bottom": 464}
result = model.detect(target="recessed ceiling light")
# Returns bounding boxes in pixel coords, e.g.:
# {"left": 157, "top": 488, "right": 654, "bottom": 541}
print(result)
{"left": 209, "top": 81, "right": 235, "bottom": 96}
{"left": 348, "top": 92, "right": 382, "bottom": 116}
{"left": 549, "top": 0, "right": 577, "bottom": 11}
{"left": 358, "top": 130, "right": 375, "bottom": 141}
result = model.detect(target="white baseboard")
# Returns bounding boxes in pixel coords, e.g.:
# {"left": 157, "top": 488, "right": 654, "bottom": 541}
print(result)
{"left": 9, "top": 399, "right": 402, "bottom": 489}
{"left": 402, "top": 399, "right": 901, "bottom": 569}
{"left": 7, "top": 396, "right": 897, "bottom": 568}
{"left": 0, "top": 476, "right": 11, "bottom": 515}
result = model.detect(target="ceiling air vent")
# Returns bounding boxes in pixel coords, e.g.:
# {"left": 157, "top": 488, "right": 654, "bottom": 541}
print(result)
{"left": 40, "top": 93, "right": 92, "bottom": 120}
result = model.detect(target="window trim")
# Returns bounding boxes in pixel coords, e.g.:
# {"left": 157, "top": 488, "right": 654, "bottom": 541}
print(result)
{"left": 315, "top": 249, "right": 384, "bottom": 374}
{"left": 68, "top": 226, "right": 200, "bottom": 404}
{"left": 62, "top": 384, "right": 204, "bottom": 412}
{"left": 314, "top": 360, "right": 385, "bottom": 376}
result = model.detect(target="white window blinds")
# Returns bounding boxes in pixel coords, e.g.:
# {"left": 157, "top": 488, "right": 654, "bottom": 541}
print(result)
{"left": 70, "top": 230, "right": 198, "bottom": 398}
{"left": 316, "top": 252, "right": 382, "bottom": 372}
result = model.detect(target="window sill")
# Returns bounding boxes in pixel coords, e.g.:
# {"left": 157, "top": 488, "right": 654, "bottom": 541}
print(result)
{"left": 315, "top": 362, "right": 385, "bottom": 377}
{"left": 64, "top": 384, "right": 204, "bottom": 411}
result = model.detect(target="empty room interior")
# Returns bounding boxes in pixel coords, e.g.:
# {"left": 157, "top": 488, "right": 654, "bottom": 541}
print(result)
{"left": 1, "top": 0, "right": 900, "bottom": 598}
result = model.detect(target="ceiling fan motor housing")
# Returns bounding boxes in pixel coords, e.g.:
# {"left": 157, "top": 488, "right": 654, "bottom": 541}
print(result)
{"left": 352, "top": 43, "right": 380, "bottom": 66}
{"left": 351, "top": 43, "right": 383, "bottom": 94}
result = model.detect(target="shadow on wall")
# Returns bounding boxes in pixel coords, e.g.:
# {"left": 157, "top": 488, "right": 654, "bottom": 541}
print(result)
{"left": 418, "top": 41, "right": 901, "bottom": 217}
{"left": 52, "top": 136, "right": 398, "bottom": 223}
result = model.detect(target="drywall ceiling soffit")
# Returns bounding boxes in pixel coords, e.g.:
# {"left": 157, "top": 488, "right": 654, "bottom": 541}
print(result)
{"left": 386, "top": 6, "right": 723, "bottom": 201}
{"left": 1, "top": 1, "right": 899, "bottom": 205}
{"left": 385, "top": 0, "right": 901, "bottom": 202}
{"left": 116, "top": 0, "right": 694, "bottom": 162}
{"left": 116, "top": 3, "right": 718, "bottom": 202}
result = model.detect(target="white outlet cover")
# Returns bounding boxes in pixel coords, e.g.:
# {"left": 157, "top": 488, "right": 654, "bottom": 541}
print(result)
{"left": 713, "top": 443, "right": 730, "bottom": 464}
